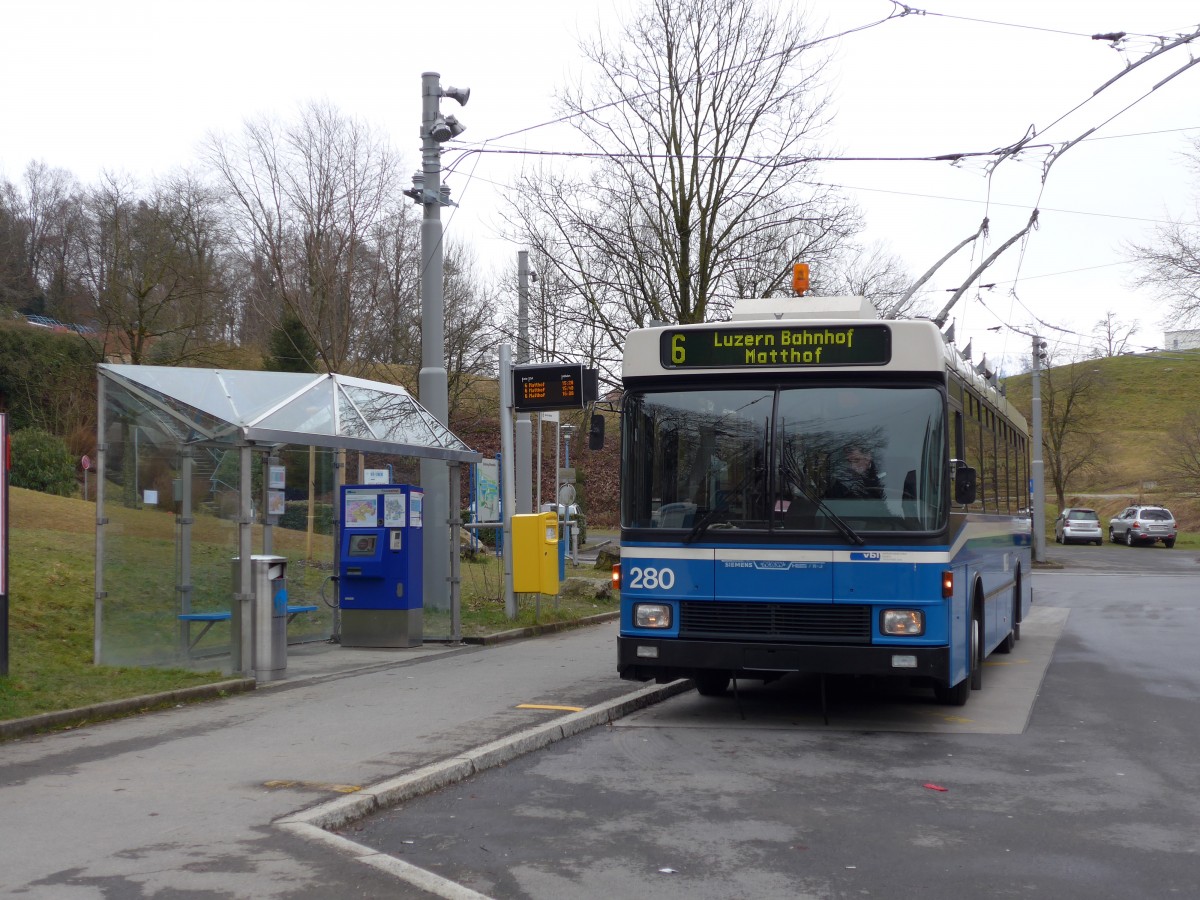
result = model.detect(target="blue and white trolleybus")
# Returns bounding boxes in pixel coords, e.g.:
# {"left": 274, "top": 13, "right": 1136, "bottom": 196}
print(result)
{"left": 616, "top": 288, "right": 1032, "bottom": 705}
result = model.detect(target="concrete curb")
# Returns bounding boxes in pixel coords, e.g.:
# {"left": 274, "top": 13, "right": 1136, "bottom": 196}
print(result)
{"left": 277, "top": 678, "right": 691, "bottom": 833}
{"left": 463, "top": 610, "right": 620, "bottom": 645}
{"left": 0, "top": 678, "right": 256, "bottom": 741}
{"left": 275, "top": 821, "right": 495, "bottom": 900}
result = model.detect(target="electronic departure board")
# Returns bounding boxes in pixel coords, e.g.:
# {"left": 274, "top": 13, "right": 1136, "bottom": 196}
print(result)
{"left": 512, "top": 363, "right": 599, "bottom": 412}
{"left": 660, "top": 324, "right": 891, "bottom": 369}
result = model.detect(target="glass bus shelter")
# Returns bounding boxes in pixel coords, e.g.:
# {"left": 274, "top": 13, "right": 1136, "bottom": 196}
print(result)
{"left": 93, "top": 364, "right": 480, "bottom": 672}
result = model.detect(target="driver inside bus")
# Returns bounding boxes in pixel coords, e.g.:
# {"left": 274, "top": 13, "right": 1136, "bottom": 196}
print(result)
{"left": 827, "top": 444, "right": 885, "bottom": 499}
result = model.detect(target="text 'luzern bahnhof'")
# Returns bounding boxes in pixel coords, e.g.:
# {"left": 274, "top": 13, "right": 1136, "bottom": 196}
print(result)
{"left": 661, "top": 324, "right": 892, "bottom": 368}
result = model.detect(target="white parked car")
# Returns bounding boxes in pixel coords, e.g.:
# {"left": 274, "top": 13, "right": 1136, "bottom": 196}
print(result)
{"left": 1053, "top": 508, "right": 1103, "bottom": 546}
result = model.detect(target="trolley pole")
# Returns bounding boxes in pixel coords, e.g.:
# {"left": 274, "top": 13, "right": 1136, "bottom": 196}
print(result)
{"left": 1030, "top": 335, "right": 1047, "bottom": 562}
{"left": 515, "top": 251, "right": 533, "bottom": 514}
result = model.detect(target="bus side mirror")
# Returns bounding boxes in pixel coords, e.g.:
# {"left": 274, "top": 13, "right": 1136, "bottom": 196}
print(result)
{"left": 588, "top": 414, "right": 605, "bottom": 450}
{"left": 954, "top": 465, "right": 977, "bottom": 505}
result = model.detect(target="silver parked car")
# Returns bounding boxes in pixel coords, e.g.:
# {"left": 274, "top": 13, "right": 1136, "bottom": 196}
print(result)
{"left": 1054, "top": 508, "right": 1103, "bottom": 545}
{"left": 1108, "top": 506, "right": 1177, "bottom": 548}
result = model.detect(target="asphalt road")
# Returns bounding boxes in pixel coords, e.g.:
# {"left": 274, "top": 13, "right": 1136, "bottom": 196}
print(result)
{"left": 2, "top": 543, "right": 1196, "bottom": 899}
{"left": 350, "top": 545, "right": 1200, "bottom": 899}
{"left": 0, "top": 624, "right": 648, "bottom": 899}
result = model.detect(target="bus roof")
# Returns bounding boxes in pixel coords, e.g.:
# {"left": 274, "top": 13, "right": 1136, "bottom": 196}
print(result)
{"left": 622, "top": 296, "right": 1028, "bottom": 433}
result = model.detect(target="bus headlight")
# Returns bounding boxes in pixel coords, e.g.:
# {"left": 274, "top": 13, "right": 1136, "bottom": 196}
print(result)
{"left": 882, "top": 609, "right": 924, "bottom": 636}
{"left": 634, "top": 603, "right": 672, "bottom": 628}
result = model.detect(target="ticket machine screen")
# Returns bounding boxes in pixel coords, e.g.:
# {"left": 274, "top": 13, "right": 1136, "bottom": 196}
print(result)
{"left": 347, "top": 534, "right": 377, "bottom": 557}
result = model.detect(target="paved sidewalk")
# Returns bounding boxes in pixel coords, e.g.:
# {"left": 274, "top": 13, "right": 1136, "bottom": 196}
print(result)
{"left": 0, "top": 619, "right": 679, "bottom": 899}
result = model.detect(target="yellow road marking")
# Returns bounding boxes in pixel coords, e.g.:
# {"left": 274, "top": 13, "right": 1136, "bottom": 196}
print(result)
{"left": 516, "top": 703, "right": 585, "bottom": 712}
{"left": 263, "top": 779, "right": 361, "bottom": 793}
{"left": 916, "top": 710, "right": 975, "bottom": 724}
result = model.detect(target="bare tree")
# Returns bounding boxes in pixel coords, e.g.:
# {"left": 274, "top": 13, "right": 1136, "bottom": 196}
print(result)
{"left": 206, "top": 101, "right": 401, "bottom": 375}
{"left": 1127, "top": 136, "right": 1200, "bottom": 325}
{"left": 78, "top": 172, "right": 229, "bottom": 365}
{"left": 504, "top": 0, "right": 862, "bottom": 365}
{"left": 442, "top": 243, "right": 500, "bottom": 421}
{"left": 0, "top": 161, "right": 84, "bottom": 318}
{"left": 818, "top": 241, "right": 931, "bottom": 319}
{"left": 1155, "top": 411, "right": 1200, "bottom": 493}
{"left": 1090, "top": 310, "right": 1139, "bottom": 358}
{"left": 358, "top": 204, "right": 423, "bottom": 368}
{"left": 1040, "top": 351, "right": 1108, "bottom": 510}
{"left": 495, "top": 246, "right": 614, "bottom": 383}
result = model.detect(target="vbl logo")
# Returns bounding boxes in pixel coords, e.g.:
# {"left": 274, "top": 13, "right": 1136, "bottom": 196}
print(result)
{"left": 851, "top": 551, "right": 882, "bottom": 561}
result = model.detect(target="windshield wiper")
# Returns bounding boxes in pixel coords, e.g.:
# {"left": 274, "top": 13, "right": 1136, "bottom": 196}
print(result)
{"left": 784, "top": 465, "right": 866, "bottom": 547}
{"left": 684, "top": 504, "right": 727, "bottom": 543}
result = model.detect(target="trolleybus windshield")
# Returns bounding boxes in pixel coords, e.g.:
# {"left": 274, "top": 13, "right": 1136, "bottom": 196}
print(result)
{"left": 622, "top": 385, "right": 947, "bottom": 534}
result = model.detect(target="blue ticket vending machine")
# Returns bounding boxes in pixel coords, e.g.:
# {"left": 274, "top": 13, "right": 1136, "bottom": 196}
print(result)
{"left": 339, "top": 484, "right": 423, "bottom": 648}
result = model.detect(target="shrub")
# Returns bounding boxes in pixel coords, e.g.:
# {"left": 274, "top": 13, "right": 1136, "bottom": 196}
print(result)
{"left": 464, "top": 509, "right": 498, "bottom": 549}
{"left": 279, "top": 501, "right": 334, "bottom": 534}
{"left": 10, "top": 428, "right": 77, "bottom": 496}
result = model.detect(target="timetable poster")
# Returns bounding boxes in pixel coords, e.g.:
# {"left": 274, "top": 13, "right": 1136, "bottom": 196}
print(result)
{"left": 382, "top": 489, "right": 406, "bottom": 528}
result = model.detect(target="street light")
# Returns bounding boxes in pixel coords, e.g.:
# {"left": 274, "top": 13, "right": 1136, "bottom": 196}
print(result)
{"left": 409, "top": 72, "right": 470, "bottom": 619}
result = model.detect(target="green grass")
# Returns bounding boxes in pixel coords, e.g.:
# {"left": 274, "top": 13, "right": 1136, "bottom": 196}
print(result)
{"left": 1, "top": 511, "right": 225, "bottom": 722}
{"left": 1004, "top": 350, "right": 1200, "bottom": 525}
{"left": 1, "top": 487, "right": 618, "bottom": 726}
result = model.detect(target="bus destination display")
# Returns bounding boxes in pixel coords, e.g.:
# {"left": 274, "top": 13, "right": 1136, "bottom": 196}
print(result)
{"left": 512, "top": 363, "right": 598, "bottom": 412}
{"left": 661, "top": 324, "right": 891, "bottom": 369}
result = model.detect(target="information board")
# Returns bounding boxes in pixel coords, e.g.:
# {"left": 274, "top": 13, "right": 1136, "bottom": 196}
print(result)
{"left": 512, "top": 363, "right": 598, "bottom": 412}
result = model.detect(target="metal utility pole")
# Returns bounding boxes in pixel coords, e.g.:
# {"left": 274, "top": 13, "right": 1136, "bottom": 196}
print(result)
{"left": 515, "top": 251, "right": 533, "bottom": 514}
{"left": 499, "top": 345, "right": 517, "bottom": 618}
{"left": 1030, "top": 334, "right": 1047, "bottom": 562}
{"left": 407, "top": 72, "right": 469, "bottom": 617}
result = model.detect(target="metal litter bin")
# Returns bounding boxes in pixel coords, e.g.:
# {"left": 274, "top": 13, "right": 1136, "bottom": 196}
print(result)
{"left": 232, "top": 555, "right": 289, "bottom": 682}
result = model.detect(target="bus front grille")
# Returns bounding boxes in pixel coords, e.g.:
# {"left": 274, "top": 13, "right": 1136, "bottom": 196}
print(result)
{"left": 679, "top": 601, "right": 871, "bottom": 644}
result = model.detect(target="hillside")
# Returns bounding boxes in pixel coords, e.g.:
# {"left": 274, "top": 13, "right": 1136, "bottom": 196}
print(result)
{"left": 1002, "top": 348, "right": 1200, "bottom": 532}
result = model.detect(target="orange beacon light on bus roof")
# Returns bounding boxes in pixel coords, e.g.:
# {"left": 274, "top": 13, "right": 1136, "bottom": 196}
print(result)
{"left": 792, "top": 263, "right": 810, "bottom": 296}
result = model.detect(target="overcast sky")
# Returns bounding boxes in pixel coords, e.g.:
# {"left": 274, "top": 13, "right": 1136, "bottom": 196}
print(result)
{"left": 3, "top": 0, "right": 1197, "bottom": 372}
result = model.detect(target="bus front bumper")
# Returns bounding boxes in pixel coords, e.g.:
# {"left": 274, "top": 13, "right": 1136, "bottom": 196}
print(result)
{"left": 618, "top": 636, "right": 950, "bottom": 683}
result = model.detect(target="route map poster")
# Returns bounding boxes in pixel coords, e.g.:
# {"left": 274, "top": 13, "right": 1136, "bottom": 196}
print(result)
{"left": 344, "top": 490, "right": 379, "bottom": 527}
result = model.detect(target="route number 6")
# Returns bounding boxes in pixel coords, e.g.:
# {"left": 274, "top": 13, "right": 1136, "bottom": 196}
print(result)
{"left": 627, "top": 566, "right": 676, "bottom": 590}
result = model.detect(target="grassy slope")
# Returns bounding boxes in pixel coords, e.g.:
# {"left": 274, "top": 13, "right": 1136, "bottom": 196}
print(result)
{"left": 1, "top": 489, "right": 225, "bottom": 722}
{"left": 1003, "top": 348, "right": 1200, "bottom": 534}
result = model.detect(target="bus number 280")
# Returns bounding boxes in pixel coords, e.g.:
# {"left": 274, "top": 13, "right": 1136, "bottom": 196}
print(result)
{"left": 627, "top": 566, "right": 676, "bottom": 590}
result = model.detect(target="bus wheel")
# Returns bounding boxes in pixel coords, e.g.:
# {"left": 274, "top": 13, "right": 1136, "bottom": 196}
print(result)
{"left": 692, "top": 671, "right": 731, "bottom": 697}
{"left": 933, "top": 675, "right": 970, "bottom": 706}
{"left": 969, "top": 606, "right": 983, "bottom": 691}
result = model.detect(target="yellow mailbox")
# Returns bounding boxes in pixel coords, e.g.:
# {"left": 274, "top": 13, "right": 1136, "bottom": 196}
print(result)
{"left": 512, "top": 511, "right": 560, "bottom": 594}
